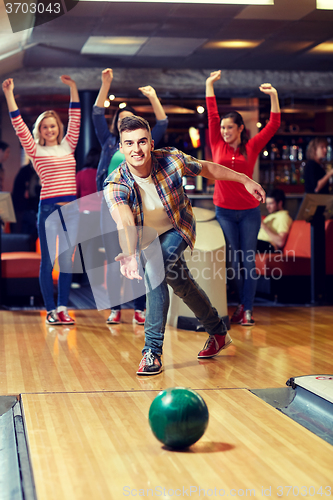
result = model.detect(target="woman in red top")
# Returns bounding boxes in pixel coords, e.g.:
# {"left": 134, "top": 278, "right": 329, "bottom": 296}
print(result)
{"left": 206, "top": 70, "right": 281, "bottom": 326}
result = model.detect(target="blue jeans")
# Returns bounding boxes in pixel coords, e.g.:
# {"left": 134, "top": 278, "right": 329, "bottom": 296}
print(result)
{"left": 142, "top": 228, "right": 226, "bottom": 355}
{"left": 215, "top": 205, "right": 261, "bottom": 311}
{"left": 37, "top": 203, "right": 76, "bottom": 311}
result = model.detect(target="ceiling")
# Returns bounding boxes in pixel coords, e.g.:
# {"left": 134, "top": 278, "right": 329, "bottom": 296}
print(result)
{"left": 0, "top": 0, "right": 333, "bottom": 102}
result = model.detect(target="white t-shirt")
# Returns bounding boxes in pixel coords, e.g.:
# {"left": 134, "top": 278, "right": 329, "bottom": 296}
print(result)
{"left": 132, "top": 172, "right": 173, "bottom": 246}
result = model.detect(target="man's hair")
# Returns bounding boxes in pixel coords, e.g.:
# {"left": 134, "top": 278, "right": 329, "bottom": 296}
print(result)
{"left": 267, "top": 188, "right": 286, "bottom": 207}
{"left": 119, "top": 115, "right": 151, "bottom": 138}
{"left": 0, "top": 141, "right": 9, "bottom": 152}
{"left": 306, "top": 137, "right": 328, "bottom": 161}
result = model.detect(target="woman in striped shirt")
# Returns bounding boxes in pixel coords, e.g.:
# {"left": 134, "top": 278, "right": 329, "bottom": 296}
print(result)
{"left": 2, "top": 75, "right": 81, "bottom": 325}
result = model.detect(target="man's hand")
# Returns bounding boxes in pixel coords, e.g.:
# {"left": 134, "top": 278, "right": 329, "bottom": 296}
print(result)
{"left": 243, "top": 177, "right": 266, "bottom": 203}
{"left": 101, "top": 68, "right": 113, "bottom": 86}
{"left": 139, "top": 85, "right": 157, "bottom": 99}
{"left": 2, "top": 78, "right": 14, "bottom": 94}
{"left": 115, "top": 253, "right": 142, "bottom": 280}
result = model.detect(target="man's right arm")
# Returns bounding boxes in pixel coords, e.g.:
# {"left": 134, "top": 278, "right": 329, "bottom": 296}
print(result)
{"left": 110, "top": 203, "right": 142, "bottom": 280}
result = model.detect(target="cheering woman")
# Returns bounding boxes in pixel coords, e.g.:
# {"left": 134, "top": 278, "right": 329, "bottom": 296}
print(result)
{"left": 2, "top": 76, "right": 81, "bottom": 325}
{"left": 206, "top": 70, "right": 280, "bottom": 326}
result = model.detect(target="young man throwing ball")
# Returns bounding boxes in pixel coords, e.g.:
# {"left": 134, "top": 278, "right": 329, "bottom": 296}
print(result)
{"left": 104, "top": 116, "right": 265, "bottom": 376}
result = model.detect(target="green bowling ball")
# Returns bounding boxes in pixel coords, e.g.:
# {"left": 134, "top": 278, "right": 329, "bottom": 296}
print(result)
{"left": 148, "top": 387, "right": 209, "bottom": 449}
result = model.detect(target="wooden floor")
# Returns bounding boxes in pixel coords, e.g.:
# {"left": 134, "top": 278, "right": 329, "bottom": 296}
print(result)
{"left": 1, "top": 306, "right": 333, "bottom": 499}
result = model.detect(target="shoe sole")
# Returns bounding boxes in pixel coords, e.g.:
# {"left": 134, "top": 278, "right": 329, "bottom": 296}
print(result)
{"left": 241, "top": 322, "right": 255, "bottom": 327}
{"left": 106, "top": 320, "right": 120, "bottom": 324}
{"left": 197, "top": 337, "right": 233, "bottom": 359}
{"left": 132, "top": 319, "right": 145, "bottom": 325}
{"left": 136, "top": 367, "right": 162, "bottom": 376}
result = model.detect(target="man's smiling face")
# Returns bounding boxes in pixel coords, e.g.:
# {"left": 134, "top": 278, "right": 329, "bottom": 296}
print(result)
{"left": 120, "top": 128, "right": 154, "bottom": 178}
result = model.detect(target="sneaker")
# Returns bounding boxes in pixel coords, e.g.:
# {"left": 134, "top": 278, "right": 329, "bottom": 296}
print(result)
{"left": 57, "top": 309, "right": 75, "bottom": 325}
{"left": 106, "top": 310, "right": 121, "bottom": 324}
{"left": 133, "top": 310, "right": 145, "bottom": 325}
{"left": 46, "top": 310, "right": 61, "bottom": 325}
{"left": 230, "top": 304, "right": 244, "bottom": 324}
{"left": 197, "top": 332, "right": 232, "bottom": 359}
{"left": 137, "top": 349, "right": 162, "bottom": 376}
{"left": 241, "top": 310, "right": 255, "bottom": 327}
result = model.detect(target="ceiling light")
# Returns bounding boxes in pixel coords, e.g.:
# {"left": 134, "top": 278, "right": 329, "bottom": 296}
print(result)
{"left": 119, "top": 102, "right": 127, "bottom": 109}
{"left": 257, "top": 122, "right": 262, "bottom": 128}
{"left": 204, "top": 40, "right": 263, "bottom": 49}
{"left": 104, "top": 100, "right": 110, "bottom": 108}
{"left": 310, "top": 42, "right": 333, "bottom": 53}
{"left": 197, "top": 106, "right": 205, "bottom": 114}
{"left": 317, "top": 0, "right": 333, "bottom": 9}
{"left": 109, "top": 94, "right": 115, "bottom": 101}
{"left": 81, "top": 36, "right": 148, "bottom": 56}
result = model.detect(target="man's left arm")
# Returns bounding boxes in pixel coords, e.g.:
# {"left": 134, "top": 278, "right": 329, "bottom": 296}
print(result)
{"left": 199, "top": 160, "right": 266, "bottom": 203}
{"left": 260, "top": 221, "right": 288, "bottom": 250}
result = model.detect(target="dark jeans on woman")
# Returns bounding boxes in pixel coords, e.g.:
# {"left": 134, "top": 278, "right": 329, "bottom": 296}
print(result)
{"left": 37, "top": 203, "right": 77, "bottom": 312}
{"left": 215, "top": 205, "right": 261, "bottom": 311}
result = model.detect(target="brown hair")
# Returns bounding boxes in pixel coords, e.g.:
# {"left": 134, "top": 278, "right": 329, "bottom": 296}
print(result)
{"left": 119, "top": 115, "right": 151, "bottom": 138}
{"left": 306, "top": 137, "right": 328, "bottom": 161}
{"left": 33, "top": 110, "right": 64, "bottom": 146}
{"left": 110, "top": 105, "right": 136, "bottom": 140}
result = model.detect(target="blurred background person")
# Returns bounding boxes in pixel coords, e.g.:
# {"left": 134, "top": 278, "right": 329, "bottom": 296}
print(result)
{"left": 304, "top": 137, "right": 333, "bottom": 194}
{"left": 0, "top": 140, "right": 10, "bottom": 191}
{"left": 92, "top": 68, "right": 168, "bottom": 325}
{"left": 257, "top": 188, "right": 292, "bottom": 253}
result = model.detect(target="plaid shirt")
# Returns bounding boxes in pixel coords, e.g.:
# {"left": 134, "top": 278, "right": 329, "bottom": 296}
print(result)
{"left": 103, "top": 147, "right": 202, "bottom": 250}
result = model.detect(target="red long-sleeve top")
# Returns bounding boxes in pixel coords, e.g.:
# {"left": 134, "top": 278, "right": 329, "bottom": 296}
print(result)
{"left": 206, "top": 96, "right": 281, "bottom": 210}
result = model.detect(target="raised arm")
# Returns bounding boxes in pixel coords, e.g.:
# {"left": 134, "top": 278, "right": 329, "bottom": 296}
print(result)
{"left": 259, "top": 83, "right": 280, "bottom": 114}
{"left": 92, "top": 69, "right": 115, "bottom": 147}
{"left": 95, "top": 68, "right": 113, "bottom": 108}
{"left": 138, "top": 86, "right": 166, "bottom": 122}
{"left": 199, "top": 159, "right": 266, "bottom": 203}
{"left": 2, "top": 78, "right": 18, "bottom": 112}
{"left": 206, "top": 70, "right": 221, "bottom": 98}
{"left": 60, "top": 75, "right": 80, "bottom": 150}
{"left": 60, "top": 75, "right": 79, "bottom": 103}
{"left": 2, "top": 78, "right": 37, "bottom": 158}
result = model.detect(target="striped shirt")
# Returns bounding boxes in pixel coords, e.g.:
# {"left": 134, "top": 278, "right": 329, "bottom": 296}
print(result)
{"left": 10, "top": 103, "right": 81, "bottom": 205}
{"left": 104, "top": 147, "right": 202, "bottom": 250}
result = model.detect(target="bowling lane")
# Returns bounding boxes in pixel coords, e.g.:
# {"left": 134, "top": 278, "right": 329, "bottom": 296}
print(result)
{"left": 2, "top": 307, "right": 333, "bottom": 394}
{"left": 21, "top": 389, "right": 332, "bottom": 500}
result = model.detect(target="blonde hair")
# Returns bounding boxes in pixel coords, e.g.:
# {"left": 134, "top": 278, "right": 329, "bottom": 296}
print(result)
{"left": 306, "top": 137, "right": 327, "bottom": 161}
{"left": 33, "top": 110, "right": 64, "bottom": 146}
